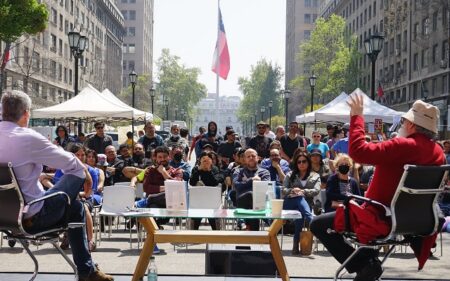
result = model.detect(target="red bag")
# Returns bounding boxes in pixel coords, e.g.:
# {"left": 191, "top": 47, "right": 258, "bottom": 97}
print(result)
{"left": 334, "top": 201, "right": 391, "bottom": 244}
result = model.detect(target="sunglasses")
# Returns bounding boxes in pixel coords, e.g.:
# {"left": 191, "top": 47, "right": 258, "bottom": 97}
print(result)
{"left": 297, "top": 160, "right": 308, "bottom": 164}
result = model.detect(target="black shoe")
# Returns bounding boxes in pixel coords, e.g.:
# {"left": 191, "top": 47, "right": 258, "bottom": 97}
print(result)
{"left": 353, "top": 258, "right": 383, "bottom": 281}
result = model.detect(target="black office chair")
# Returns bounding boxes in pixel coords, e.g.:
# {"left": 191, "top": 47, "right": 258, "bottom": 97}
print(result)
{"left": 334, "top": 164, "right": 450, "bottom": 281}
{"left": 0, "top": 162, "right": 83, "bottom": 281}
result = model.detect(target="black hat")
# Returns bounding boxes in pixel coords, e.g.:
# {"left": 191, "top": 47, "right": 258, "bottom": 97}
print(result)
{"left": 203, "top": 144, "right": 214, "bottom": 150}
{"left": 310, "top": 148, "right": 322, "bottom": 157}
{"left": 226, "top": 130, "right": 236, "bottom": 136}
{"left": 225, "top": 125, "right": 233, "bottom": 130}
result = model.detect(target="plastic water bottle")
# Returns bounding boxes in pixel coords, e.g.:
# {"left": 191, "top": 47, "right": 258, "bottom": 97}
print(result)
{"left": 265, "top": 188, "right": 275, "bottom": 211}
{"left": 147, "top": 256, "right": 157, "bottom": 281}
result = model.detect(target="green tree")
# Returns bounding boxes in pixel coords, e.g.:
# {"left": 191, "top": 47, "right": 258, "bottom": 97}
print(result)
{"left": 156, "top": 49, "right": 207, "bottom": 120}
{"left": 237, "top": 59, "right": 283, "bottom": 129}
{"left": 117, "top": 73, "right": 153, "bottom": 115}
{"left": 0, "top": 0, "right": 48, "bottom": 95}
{"left": 292, "top": 14, "right": 361, "bottom": 111}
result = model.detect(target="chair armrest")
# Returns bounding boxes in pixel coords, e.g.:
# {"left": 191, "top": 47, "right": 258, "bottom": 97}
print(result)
{"left": 26, "top": 191, "right": 71, "bottom": 207}
{"left": 347, "top": 194, "right": 391, "bottom": 216}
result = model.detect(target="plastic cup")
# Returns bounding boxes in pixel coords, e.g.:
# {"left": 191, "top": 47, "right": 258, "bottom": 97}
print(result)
{"left": 271, "top": 199, "right": 284, "bottom": 216}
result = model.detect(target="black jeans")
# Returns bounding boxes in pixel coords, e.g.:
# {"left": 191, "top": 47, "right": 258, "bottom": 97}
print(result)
{"left": 310, "top": 211, "right": 378, "bottom": 273}
{"left": 236, "top": 191, "right": 259, "bottom": 230}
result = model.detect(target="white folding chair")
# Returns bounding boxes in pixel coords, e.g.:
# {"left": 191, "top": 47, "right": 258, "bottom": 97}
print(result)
{"left": 99, "top": 185, "right": 136, "bottom": 247}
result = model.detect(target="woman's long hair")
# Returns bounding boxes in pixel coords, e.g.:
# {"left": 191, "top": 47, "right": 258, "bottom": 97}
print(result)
{"left": 289, "top": 151, "right": 312, "bottom": 182}
{"left": 55, "top": 125, "right": 68, "bottom": 139}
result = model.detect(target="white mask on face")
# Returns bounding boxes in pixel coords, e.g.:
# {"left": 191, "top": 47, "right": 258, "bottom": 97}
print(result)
{"left": 397, "top": 125, "right": 409, "bottom": 138}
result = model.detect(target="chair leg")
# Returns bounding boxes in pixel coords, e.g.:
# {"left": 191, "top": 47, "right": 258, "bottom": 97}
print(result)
{"left": 334, "top": 246, "right": 363, "bottom": 281}
{"left": 19, "top": 239, "right": 39, "bottom": 281}
{"left": 51, "top": 241, "right": 78, "bottom": 279}
{"left": 380, "top": 244, "right": 396, "bottom": 267}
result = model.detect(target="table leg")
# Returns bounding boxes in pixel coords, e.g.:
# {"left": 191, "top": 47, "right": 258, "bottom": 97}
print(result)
{"left": 132, "top": 217, "right": 157, "bottom": 281}
{"left": 268, "top": 219, "right": 290, "bottom": 281}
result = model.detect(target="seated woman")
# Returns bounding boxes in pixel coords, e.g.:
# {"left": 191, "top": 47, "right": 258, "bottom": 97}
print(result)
{"left": 189, "top": 151, "right": 224, "bottom": 230}
{"left": 282, "top": 151, "right": 320, "bottom": 255}
{"left": 309, "top": 148, "right": 331, "bottom": 214}
{"left": 86, "top": 149, "right": 105, "bottom": 206}
{"left": 324, "top": 153, "right": 361, "bottom": 213}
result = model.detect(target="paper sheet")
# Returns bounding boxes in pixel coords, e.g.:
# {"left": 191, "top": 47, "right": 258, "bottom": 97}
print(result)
{"left": 165, "top": 180, "right": 187, "bottom": 210}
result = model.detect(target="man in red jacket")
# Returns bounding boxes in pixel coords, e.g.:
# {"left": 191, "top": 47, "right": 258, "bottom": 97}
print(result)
{"left": 311, "top": 90, "right": 444, "bottom": 281}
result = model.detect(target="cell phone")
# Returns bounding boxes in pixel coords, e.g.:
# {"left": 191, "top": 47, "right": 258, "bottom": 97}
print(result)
{"left": 377, "top": 134, "right": 383, "bottom": 141}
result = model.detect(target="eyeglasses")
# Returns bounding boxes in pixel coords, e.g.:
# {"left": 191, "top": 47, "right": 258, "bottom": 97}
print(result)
{"left": 96, "top": 126, "right": 104, "bottom": 130}
{"left": 313, "top": 135, "right": 321, "bottom": 138}
{"left": 297, "top": 160, "right": 308, "bottom": 164}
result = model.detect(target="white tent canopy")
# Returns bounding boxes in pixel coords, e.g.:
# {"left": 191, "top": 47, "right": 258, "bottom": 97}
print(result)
{"left": 32, "top": 84, "right": 150, "bottom": 120}
{"left": 312, "top": 88, "right": 404, "bottom": 123}
{"left": 101, "top": 89, "right": 153, "bottom": 121}
{"left": 296, "top": 92, "right": 348, "bottom": 123}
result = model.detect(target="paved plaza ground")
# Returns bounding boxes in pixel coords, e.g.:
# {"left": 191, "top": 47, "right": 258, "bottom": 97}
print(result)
{"left": 0, "top": 225, "right": 449, "bottom": 280}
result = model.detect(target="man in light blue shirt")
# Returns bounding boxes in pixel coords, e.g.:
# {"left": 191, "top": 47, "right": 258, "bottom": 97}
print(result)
{"left": 0, "top": 91, "right": 113, "bottom": 281}
{"left": 307, "top": 131, "right": 330, "bottom": 159}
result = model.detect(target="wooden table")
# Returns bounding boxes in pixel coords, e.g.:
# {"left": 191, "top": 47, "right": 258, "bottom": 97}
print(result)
{"left": 126, "top": 208, "right": 301, "bottom": 281}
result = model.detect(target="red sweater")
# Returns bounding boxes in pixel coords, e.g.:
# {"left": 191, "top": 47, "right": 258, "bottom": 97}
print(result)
{"left": 349, "top": 115, "right": 445, "bottom": 206}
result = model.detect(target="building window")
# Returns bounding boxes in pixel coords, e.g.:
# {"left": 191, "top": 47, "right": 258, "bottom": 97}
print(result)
{"left": 51, "top": 8, "right": 57, "bottom": 24}
{"left": 121, "top": 10, "right": 127, "bottom": 20}
{"left": 51, "top": 34, "right": 57, "bottom": 52}
{"left": 50, "top": 60, "right": 57, "bottom": 78}
{"left": 305, "top": 0, "right": 311, "bottom": 7}
{"left": 422, "top": 18, "right": 430, "bottom": 35}
{"left": 402, "top": 30, "right": 407, "bottom": 51}
{"left": 431, "top": 78, "right": 437, "bottom": 96}
{"left": 129, "top": 10, "right": 136, "bottom": 20}
{"left": 432, "top": 11, "right": 438, "bottom": 32}
{"left": 304, "top": 14, "right": 311, "bottom": 24}
{"left": 128, "top": 60, "right": 135, "bottom": 70}
{"left": 128, "top": 44, "right": 135, "bottom": 53}
{"left": 443, "top": 75, "right": 448, "bottom": 94}
{"left": 123, "top": 60, "right": 127, "bottom": 71}
{"left": 32, "top": 51, "right": 40, "bottom": 70}
{"left": 128, "top": 27, "right": 135, "bottom": 36}
{"left": 121, "top": 0, "right": 127, "bottom": 2}
{"left": 443, "top": 41, "right": 449, "bottom": 60}
{"left": 373, "top": 1, "right": 376, "bottom": 16}
{"left": 422, "top": 48, "right": 429, "bottom": 68}
{"left": 432, "top": 44, "right": 438, "bottom": 64}
{"left": 412, "top": 83, "right": 417, "bottom": 100}
{"left": 69, "top": 69, "right": 72, "bottom": 84}
{"left": 413, "top": 53, "right": 418, "bottom": 71}
{"left": 304, "top": 30, "right": 311, "bottom": 40}
{"left": 413, "top": 23, "right": 419, "bottom": 40}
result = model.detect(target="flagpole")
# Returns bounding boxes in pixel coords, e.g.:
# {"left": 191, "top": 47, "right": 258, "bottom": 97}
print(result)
{"left": 215, "top": 0, "right": 220, "bottom": 127}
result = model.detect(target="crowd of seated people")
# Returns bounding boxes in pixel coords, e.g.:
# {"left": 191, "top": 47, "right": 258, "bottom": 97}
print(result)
{"left": 34, "top": 117, "right": 450, "bottom": 260}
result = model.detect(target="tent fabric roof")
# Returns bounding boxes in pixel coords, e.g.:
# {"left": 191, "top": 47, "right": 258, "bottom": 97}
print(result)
{"left": 101, "top": 89, "right": 153, "bottom": 121}
{"left": 312, "top": 88, "right": 404, "bottom": 123}
{"left": 32, "top": 84, "right": 151, "bottom": 120}
{"left": 296, "top": 92, "right": 348, "bottom": 123}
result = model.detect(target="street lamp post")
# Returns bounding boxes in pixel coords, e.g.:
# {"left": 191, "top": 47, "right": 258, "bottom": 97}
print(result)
{"left": 283, "top": 89, "right": 291, "bottom": 130}
{"left": 150, "top": 87, "right": 155, "bottom": 114}
{"left": 68, "top": 30, "right": 88, "bottom": 134}
{"left": 254, "top": 111, "right": 257, "bottom": 129}
{"left": 174, "top": 105, "right": 178, "bottom": 120}
{"left": 260, "top": 106, "right": 265, "bottom": 122}
{"left": 268, "top": 100, "right": 273, "bottom": 129}
{"left": 164, "top": 97, "right": 169, "bottom": 120}
{"left": 364, "top": 34, "right": 385, "bottom": 100}
{"left": 250, "top": 115, "right": 253, "bottom": 135}
{"left": 129, "top": 70, "right": 137, "bottom": 143}
{"left": 309, "top": 72, "right": 317, "bottom": 112}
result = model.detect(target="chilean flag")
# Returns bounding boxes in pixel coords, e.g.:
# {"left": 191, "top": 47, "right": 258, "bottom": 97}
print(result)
{"left": 212, "top": 8, "right": 230, "bottom": 80}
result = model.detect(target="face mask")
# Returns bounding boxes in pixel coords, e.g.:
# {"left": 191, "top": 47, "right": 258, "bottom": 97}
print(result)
{"left": 338, "top": 164, "right": 350, "bottom": 175}
{"left": 173, "top": 153, "right": 183, "bottom": 162}
{"left": 398, "top": 126, "right": 409, "bottom": 138}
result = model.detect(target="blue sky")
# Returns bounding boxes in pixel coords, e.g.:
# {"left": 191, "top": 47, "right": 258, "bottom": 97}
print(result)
{"left": 153, "top": 0, "right": 286, "bottom": 97}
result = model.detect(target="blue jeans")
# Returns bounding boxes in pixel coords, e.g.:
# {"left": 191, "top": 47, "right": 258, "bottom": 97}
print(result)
{"left": 283, "top": 196, "right": 313, "bottom": 241}
{"left": 26, "top": 174, "right": 94, "bottom": 278}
